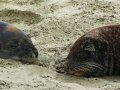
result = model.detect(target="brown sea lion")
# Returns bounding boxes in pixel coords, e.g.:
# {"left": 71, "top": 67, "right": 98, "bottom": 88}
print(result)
{"left": 59, "top": 25, "right": 120, "bottom": 77}
{"left": 0, "top": 21, "right": 38, "bottom": 61}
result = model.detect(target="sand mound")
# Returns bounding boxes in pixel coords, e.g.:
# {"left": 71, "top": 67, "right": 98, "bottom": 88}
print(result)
{"left": 0, "top": 9, "right": 43, "bottom": 25}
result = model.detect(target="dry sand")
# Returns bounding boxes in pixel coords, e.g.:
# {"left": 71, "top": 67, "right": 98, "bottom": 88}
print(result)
{"left": 0, "top": 0, "right": 120, "bottom": 90}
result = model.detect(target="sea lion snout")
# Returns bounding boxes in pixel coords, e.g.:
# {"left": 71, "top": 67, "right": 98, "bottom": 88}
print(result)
{"left": 56, "top": 58, "right": 86, "bottom": 76}
{"left": 31, "top": 46, "right": 38, "bottom": 58}
{"left": 64, "top": 58, "right": 90, "bottom": 76}
{"left": 16, "top": 37, "right": 38, "bottom": 59}
{"left": 64, "top": 59, "right": 105, "bottom": 76}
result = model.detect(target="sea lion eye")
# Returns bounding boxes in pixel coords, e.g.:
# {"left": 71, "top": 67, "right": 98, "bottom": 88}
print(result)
{"left": 84, "top": 43, "right": 96, "bottom": 51}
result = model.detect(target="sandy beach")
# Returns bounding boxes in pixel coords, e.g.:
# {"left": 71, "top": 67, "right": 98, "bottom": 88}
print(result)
{"left": 0, "top": 0, "right": 120, "bottom": 90}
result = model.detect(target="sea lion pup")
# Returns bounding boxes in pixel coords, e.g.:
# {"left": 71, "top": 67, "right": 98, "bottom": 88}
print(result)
{"left": 60, "top": 25, "right": 120, "bottom": 77}
{"left": 0, "top": 21, "right": 38, "bottom": 62}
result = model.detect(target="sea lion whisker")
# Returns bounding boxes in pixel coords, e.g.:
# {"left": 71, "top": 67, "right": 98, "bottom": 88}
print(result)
{"left": 80, "top": 66, "right": 94, "bottom": 72}
{"left": 72, "top": 63, "right": 103, "bottom": 74}
{"left": 82, "top": 62, "right": 104, "bottom": 69}
{"left": 77, "top": 67, "right": 94, "bottom": 73}
{"left": 74, "top": 66, "right": 90, "bottom": 71}
{"left": 85, "top": 64, "right": 103, "bottom": 70}
{"left": 74, "top": 65, "right": 96, "bottom": 72}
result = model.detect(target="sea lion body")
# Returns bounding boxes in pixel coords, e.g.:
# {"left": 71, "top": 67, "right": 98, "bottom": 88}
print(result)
{"left": 0, "top": 21, "right": 38, "bottom": 60}
{"left": 64, "top": 25, "right": 120, "bottom": 77}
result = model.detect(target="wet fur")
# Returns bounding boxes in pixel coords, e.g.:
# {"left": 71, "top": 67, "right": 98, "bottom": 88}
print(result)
{"left": 65, "top": 25, "right": 120, "bottom": 77}
{"left": 0, "top": 21, "right": 38, "bottom": 60}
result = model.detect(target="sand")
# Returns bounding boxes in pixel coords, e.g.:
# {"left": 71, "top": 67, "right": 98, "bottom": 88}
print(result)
{"left": 0, "top": 0, "right": 120, "bottom": 90}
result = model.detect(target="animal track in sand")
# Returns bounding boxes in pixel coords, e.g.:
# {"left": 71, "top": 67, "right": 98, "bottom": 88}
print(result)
{"left": 0, "top": 9, "right": 43, "bottom": 25}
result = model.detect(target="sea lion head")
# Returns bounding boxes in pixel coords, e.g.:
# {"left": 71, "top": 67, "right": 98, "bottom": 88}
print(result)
{"left": 12, "top": 35, "right": 38, "bottom": 60}
{"left": 0, "top": 21, "right": 38, "bottom": 60}
{"left": 64, "top": 36, "right": 107, "bottom": 76}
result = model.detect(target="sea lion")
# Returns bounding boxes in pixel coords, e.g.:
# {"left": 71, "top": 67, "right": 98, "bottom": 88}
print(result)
{"left": 59, "top": 25, "right": 120, "bottom": 77}
{"left": 0, "top": 21, "right": 38, "bottom": 61}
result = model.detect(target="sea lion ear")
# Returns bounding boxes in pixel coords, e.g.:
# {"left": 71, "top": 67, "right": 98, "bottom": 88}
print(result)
{"left": 84, "top": 43, "right": 96, "bottom": 51}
